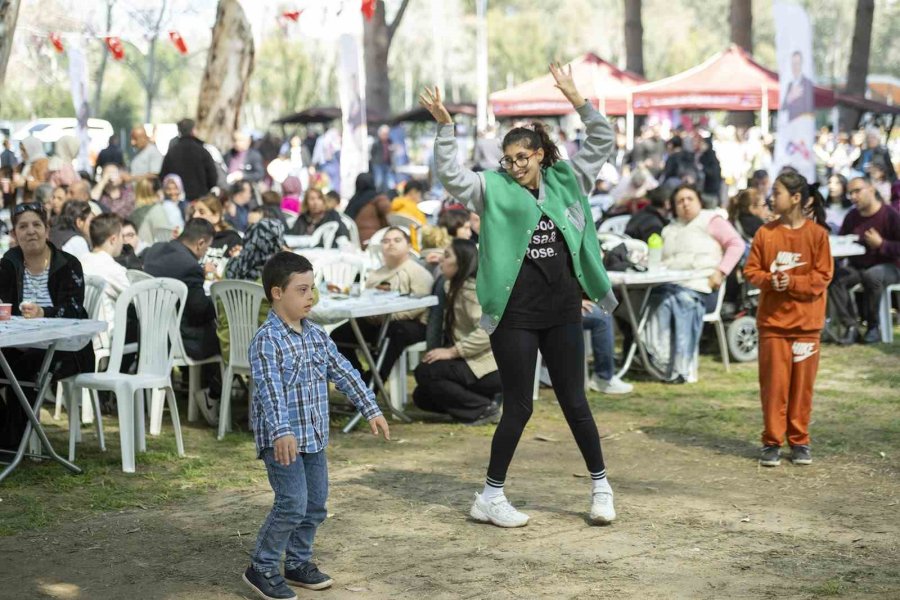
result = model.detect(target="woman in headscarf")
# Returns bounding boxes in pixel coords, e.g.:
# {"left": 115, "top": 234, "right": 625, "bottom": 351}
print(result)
{"left": 161, "top": 173, "right": 187, "bottom": 228}
{"left": 48, "top": 135, "right": 80, "bottom": 187}
{"left": 224, "top": 217, "right": 285, "bottom": 281}
{"left": 345, "top": 172, "right": 390, "bottom": 246}
{"left": 19, "top": 136, "right": 49, "bottom": 195}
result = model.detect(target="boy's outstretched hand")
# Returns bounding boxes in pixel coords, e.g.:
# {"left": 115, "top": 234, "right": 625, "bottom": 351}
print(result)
{"left": 274, "top": 434, "right": 298, "bottom": 466}
{"left": 369, "top": 415, "right": 391, "bottom": 440}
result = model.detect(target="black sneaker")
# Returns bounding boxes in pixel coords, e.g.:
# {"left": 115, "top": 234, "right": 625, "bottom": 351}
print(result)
{"left": 863, "top": 326, "right": 881, "bottom": 344}
{"left": 243, "top": 567, "right": 297, "bottom": 600}
{"left": 284, "top": 562, "right": 334, "bottom": 590}
{"left": 790, "top": 445, "right": 812, "bottom": 465}
{"left": 464, "top": 400, "right": 501, "bottom": 426}
{"left": 759, "top": 445, "right": 781, "bottom": 467}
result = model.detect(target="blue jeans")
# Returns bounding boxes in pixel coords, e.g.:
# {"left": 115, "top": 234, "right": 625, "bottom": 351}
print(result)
{"left": 251, "top": 449, "right": 328, "bottom": 572}
{"left": 372, "top": 163, "right": 393, "bottom": 192}
{"left": 582, "top": 305, "right": 615, "bottom": 380}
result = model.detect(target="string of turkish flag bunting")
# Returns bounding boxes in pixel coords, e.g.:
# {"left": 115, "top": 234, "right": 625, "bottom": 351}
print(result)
{"left": 46, "top": 1, "right": 377, "bottom": 58}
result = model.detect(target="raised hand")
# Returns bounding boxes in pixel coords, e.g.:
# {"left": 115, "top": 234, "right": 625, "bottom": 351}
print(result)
{"left": 549, "top": 62, "right": 583, "bottom": 107}
{"left": 418, "top": 85, "right": 453, "bottom": 125}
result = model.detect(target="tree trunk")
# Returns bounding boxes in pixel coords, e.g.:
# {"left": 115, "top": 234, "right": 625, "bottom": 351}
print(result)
{"left": 363, "top": 0, "right": 410, "bottom": 117}
{"left": 624, "top": 0, "right": 644, "bottom": 77}
{"left": 195, "top": 0, "right": 255, "bottom": 151}
{"left": 840, "top": 0, "right": 875, "bottom": 131}
{"left": 92, "top": 0, "right": 114, "bottom": 115}
{"left": 0, "top": 0, "right": 22, "bottom": 92}
{"left": 728, "top": 0, "right": 754, "bottom": 128}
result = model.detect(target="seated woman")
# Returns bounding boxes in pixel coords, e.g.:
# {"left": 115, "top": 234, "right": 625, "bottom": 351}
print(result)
{"left": 287, "top": 188, "right": 349, "bottom": 246}
{"left": 191, "top": 194, "right": 243, "bottom": 276}
{"left": 330, "top": 227, "right": 434, "bottom": 384}
{"left": 50, "top": 199, "right": 93, "bottom": 259}
{"left": 413, "top": 239, "right": 501, "bottom": 424}
{"left": 92, "top": 164, "right": 135, "bottom": 219}
{"left": 727, "top": 188, "right": 769, "bottom": 241}
{"left": 825, "top": 174, "right": 851, "bottom": 232}
{"left": 345, "top": 172, "right": 391, "bottom": 246}
{"left": 0, "top": 203, "right": 93, "bottom": 449}
{"left": 225, "top": 211, "right": 285, "bottom": 281}
{"left": 643, "top": 184, "right": 745, "bottom": 382}
{"left": 161, "top": 174, "right": 187, "bottom": 229}
{"left": 131, "top": 177, "right": 172, "bottom": 246}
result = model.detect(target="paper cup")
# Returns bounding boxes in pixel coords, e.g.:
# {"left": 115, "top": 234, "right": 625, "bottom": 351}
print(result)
{"left": 0, "top": 303, "right": 11, "bottom": 321}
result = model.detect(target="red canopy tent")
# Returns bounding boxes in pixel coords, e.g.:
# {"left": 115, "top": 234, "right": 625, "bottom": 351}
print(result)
{"left": 490, "top": 53, "right": 646, "bottom": 118}
{"left": 630, "top": 45, "right": 835, "bottom": 113}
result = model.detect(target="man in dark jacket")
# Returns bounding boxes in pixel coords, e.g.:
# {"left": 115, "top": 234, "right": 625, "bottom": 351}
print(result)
{"left": 142, "top": 218, "right": 219, "bottom": 360}
{"left": 624, "top": 187, "right": 670, "bottom": 242}
{"left": 159, "top": 119, "right": 219, "bottom": 201}
{"left": 96, "top": 135, "right": 125, "bottom": 168}
{"left": 224, "top": 131, "right": 265, "bottom": 184}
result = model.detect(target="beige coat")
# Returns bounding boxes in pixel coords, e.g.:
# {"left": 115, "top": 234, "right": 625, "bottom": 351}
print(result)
{"left": 365, "top": 258, "right": 435, "bottom": 324}
{"left": 446, "top": 279, "right": 497, "bottom": 379}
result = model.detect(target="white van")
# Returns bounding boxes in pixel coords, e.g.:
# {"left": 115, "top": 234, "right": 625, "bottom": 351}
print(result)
{"left": 12, "top": 118, "right": 115, "bottom": 159}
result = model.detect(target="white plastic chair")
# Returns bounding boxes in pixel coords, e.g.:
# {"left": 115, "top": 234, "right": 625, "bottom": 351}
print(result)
{"left": 54, "top": 275, "right": 107, "bottom": 445}
{"left": 168, "top": 325, "right": 223, "bottom": 435}
{"left": 126, "top": 269, "right": 152, "bottom": 284}
{"left": 597, "top": 215, "right": 631, "bottom": 235}
{"left": 309, "top": 221, "right": 340, "bottom": 249}
{"left": 317, "top": 262, "right": 360, "bottom": 294}
{"left": 878, "top": 283, "right": 900, "bottom": 343}
{"left": 388, "top": 340, "right": 427, "bottom": 411}
{"left": 62, "top": 278, "right": 187, "bottom": 473}
{"left": 688, "top": 282, "right": 730, "bottom": 382}
{"left": 339, "top": 213, "right": 361, "bottom": 249}
{"left": 211, "top": 280, "right": 266, "bottom": 440}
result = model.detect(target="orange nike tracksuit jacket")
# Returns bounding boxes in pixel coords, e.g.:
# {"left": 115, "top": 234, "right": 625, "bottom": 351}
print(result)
{"left": 743, "top": 220, "right": 834, "bottom": 447}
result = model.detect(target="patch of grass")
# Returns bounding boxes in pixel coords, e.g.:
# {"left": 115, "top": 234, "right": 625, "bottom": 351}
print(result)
{"left": 810, "top": 578, "right": 847, "bottom": 596}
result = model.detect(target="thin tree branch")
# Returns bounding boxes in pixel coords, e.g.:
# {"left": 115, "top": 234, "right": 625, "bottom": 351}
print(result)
{"left": 387, "top": 0, "right": 411, "bottom": 42}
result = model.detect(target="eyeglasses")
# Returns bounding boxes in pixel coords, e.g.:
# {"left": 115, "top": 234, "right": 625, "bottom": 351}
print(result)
{"left": 13, "top": 202, "right": 44, "bottom": 216}
{"left": 499, "top": 152, "right": 537, "bottom": 170}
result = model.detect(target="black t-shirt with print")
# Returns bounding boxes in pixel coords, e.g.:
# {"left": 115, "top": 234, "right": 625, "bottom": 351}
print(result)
{"left": 501, "top": 190, "right": 582, "bottom": 329}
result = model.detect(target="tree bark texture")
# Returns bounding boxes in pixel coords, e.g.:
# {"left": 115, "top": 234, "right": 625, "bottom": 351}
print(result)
{"left": 840, "top": 0, "right": 875, "bottom": 130}
{"left": 195, "top": 0, "right": 254, "bottom": 152}
{"left": 0, "top": 0, "right": 22, "bottom": 92}
{"left": 363, "top": 0, "right": 410, "bottom": 117}
{"left": 624, "top": 0, "right": 644, "bottom": 77}
{"left": 728, "top": 0, "right": 753, "bottom": 127}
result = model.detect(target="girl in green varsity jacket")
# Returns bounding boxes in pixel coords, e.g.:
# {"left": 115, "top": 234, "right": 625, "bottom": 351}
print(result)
{"left": 421, "top": 63, "right": 618, "bottom": 528}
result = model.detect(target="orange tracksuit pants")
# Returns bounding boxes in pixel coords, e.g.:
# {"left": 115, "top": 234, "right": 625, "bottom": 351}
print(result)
{"left": 758, "top": 335, "right": 821, "bottom": 447}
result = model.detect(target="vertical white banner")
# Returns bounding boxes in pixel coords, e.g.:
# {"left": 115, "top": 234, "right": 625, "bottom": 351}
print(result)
{"left": 337, "top": 8, "right": 368, "bottom": 200}
{"left": 772, "top": 1, "right": 816, "bottom": 181}
{"left": 67, "top": 38, "right": 92, "bottom": 173}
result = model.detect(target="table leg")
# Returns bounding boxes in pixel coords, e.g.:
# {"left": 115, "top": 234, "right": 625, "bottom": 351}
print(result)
{"left": 614, "top": 283, "right": 670, "bottom": 381}
{"left": 341, "top": 317, "right": 412, "bottom": 433}
{"left": 0, "top": 344, "right": 83, "bottom": 483}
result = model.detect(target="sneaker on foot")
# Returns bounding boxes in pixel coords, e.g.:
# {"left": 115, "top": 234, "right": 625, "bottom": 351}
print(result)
{"left": 863, "top": 326, "right": 881, "bottom": 344}
{"left": 284, "top": 562, "right": 334, "bottom": 590}
{"left": 243, "top": 567, "right": 297, "bottom": 600}
{"left": 590, "top": 489, "right": 616, "bottom": 525}
{"left": 589, "top": 374, "right": 633, "bottom": 395}
{"left": 196, "top": 389, "right": 219, "bottom": 427}
{"left": 790, "top": 445, "right": 812, "bottom": 465}
{"left": 463, "top": 401, "right": 501, "bottom": 426}
{"left": 759, "top": 445, "right": 781, "bottom": 467}
{"left": 470, "top": 492, "right": 529, "bottom": 528}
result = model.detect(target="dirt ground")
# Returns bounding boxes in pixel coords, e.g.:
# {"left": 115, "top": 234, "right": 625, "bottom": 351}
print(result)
{"left": 2, "top": 394, "right": 898, "bottom": 600}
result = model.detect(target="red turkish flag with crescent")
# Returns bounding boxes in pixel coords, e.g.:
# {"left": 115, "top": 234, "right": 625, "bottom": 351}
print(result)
{"left": 282, "top": 10, "right": 302, "bottom": 22}
{"left": 361, "top": 0, "right": 376, "bottom": 21}
{"left": 105, "top": 36, "right": 125, "bottom": 61}
{"left": 169, "top": 30, "right": 188, "bottom": 54}
{"left": 49, "top": 32, "right": 64, "bottom": 53}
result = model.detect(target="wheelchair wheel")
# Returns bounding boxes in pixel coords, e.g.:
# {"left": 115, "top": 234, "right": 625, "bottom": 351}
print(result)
{"left": 727, "top": 315, "right": 758, "bottom": 362}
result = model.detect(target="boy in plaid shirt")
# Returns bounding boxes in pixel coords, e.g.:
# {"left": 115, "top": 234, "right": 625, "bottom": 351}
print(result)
{"left": 243, "top": 252, "right": 390, "bottom": 600}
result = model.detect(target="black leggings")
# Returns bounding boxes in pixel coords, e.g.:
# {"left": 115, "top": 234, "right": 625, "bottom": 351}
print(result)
{"left": 486, "top": 320, "right": 606, "bottom": 484}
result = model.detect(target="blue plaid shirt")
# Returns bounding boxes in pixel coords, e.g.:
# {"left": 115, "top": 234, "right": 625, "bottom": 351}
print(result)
{"left": 249, "top": 310, "right": 382, "bottom": 456}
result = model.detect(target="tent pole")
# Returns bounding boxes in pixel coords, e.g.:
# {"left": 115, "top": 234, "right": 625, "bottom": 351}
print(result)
{"left": 761, "top": 85, "right": 770, "bottom": 136}
{"left": 475, "top": 0, "right": 489, "bottom": 133}
{"left": 626, "top": 93, "right": 634, "bottom": 151}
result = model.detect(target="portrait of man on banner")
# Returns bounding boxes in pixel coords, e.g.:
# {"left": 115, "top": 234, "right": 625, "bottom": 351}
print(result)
{"left": 780, "top": 50, "right": 814, "bottom": 122}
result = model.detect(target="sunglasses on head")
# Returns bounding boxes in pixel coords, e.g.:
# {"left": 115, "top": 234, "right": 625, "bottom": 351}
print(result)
{"left": 13, "top": 202, "right": 44, "bottom": 216}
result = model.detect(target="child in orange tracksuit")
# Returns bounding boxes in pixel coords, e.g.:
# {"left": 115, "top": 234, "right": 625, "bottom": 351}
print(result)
{"left": 744, "top": 171, "right": 833, "bottom": 467}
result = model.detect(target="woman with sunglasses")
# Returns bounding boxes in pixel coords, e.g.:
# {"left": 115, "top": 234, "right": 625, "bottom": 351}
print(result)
{"left": 0, "top": 203, "right": 93, "bottom": 450}
{"left": 421, "top": 63, "right": 618, "bottom": 528}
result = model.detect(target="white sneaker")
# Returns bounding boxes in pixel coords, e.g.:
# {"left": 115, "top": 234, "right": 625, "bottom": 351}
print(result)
{"left": 590, "top": 489, "right": 616, "bottom": 525}
{"left": 589, "top": 374, "right": 633, "bottom": 395}
{"left": 470, "top": 493, "right": 530, "bottom": 528}
{"left": 195, "top": 389, "right": 219, "bottom": 427}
